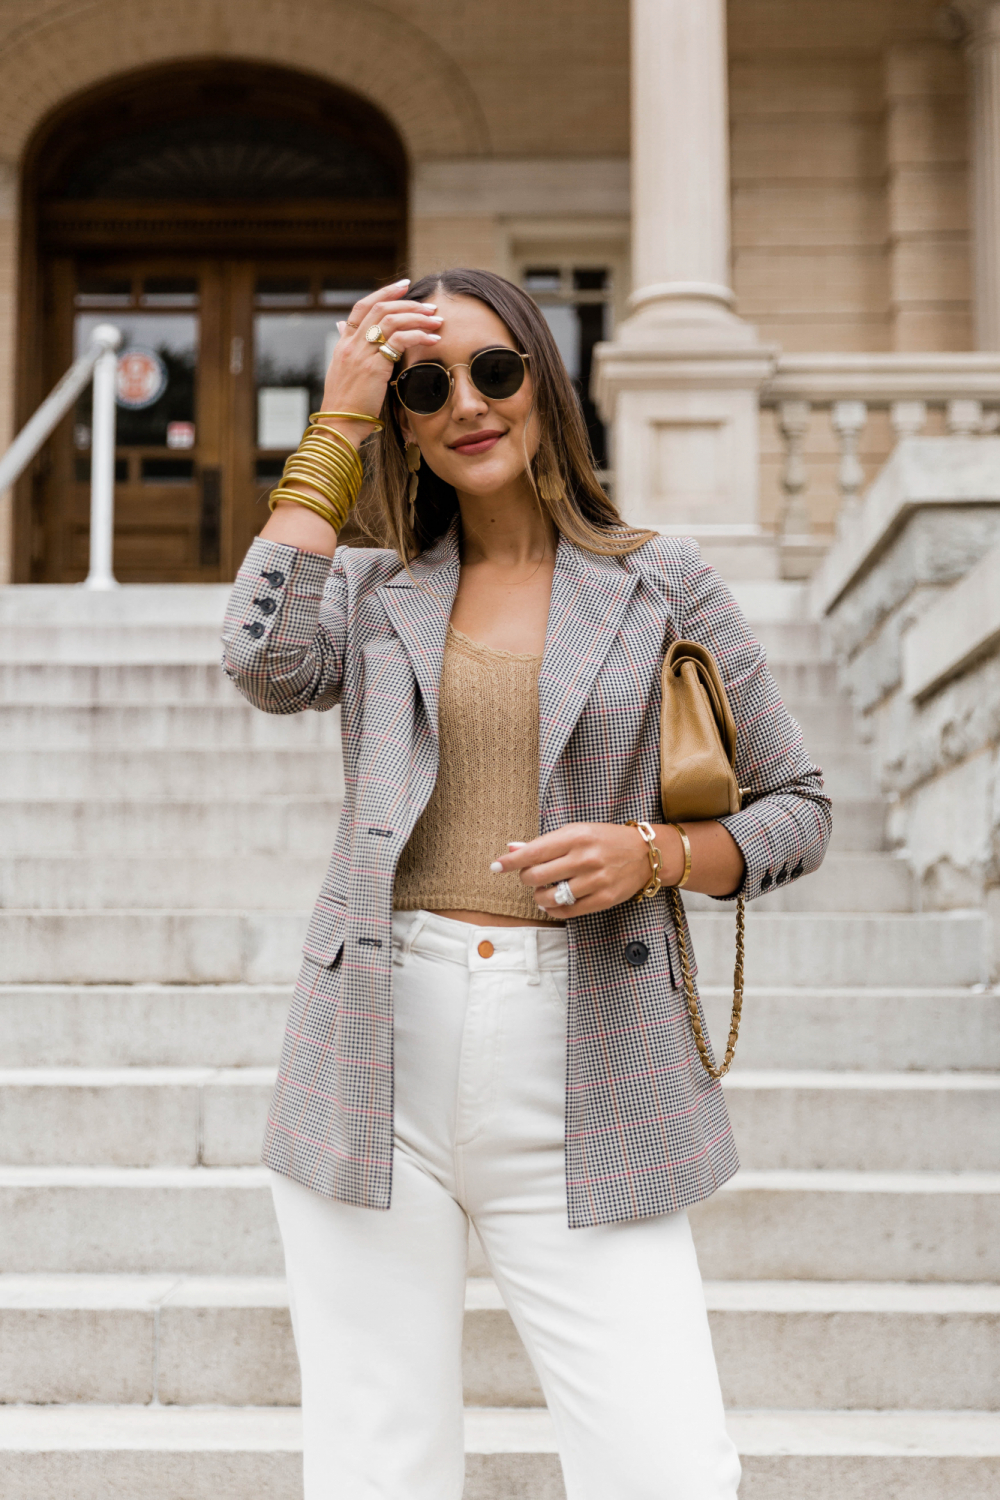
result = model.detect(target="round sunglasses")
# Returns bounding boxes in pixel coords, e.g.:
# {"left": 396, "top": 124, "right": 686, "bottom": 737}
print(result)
{"left": 391, "top": 346, "right": 529, "bottom": 416}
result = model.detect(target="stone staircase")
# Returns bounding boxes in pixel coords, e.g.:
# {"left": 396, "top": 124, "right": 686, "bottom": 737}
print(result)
{"left": 0, "top": 579, "right": 998, "bottom": 1499}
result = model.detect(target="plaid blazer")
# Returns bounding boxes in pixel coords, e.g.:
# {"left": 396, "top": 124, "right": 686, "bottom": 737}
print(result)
{"left": 222, "top": 521, "right": 831, "bottom": 1228}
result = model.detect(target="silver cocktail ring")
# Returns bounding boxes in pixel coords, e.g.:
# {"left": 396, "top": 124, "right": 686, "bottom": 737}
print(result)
{"left": 554, "top": 880, "right": 576, "bottom": 907}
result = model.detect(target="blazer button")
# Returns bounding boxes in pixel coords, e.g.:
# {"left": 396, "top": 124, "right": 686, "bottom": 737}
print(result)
{"left": 760, "top": 872, "right": 773, "bottom": 891}
{"left": 775, "top": 864, "right": 789, "bottom": 885}
{"left": 243, "top": 621, "right": 265, "bottom": 639}
{"left": 260, "top": 569, "right": 286, "bottom": 587}
{"left": 253, "top": 595, "right": 277, "bottom": 615}
{"left": 624, "top": 940, "right": 649, "bottom": 968}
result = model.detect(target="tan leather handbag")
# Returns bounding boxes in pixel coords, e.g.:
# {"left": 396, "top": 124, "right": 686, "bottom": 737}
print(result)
{"left": 660, "top": 640, "right": 746, "bottom": 1080}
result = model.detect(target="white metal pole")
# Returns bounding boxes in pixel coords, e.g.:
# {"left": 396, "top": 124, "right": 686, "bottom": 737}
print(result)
{"left": 83, "top": 324, "right": 123, "bottom": 591}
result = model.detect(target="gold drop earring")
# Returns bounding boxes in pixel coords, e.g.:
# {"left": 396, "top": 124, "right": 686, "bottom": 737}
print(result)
{"left": 405, "top": 442, "right": 421, "bottom": 526}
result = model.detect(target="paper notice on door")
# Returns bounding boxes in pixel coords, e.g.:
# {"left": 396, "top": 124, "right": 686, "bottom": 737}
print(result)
{"left": 258, "top": 387, "right": 309, "bottom": 449}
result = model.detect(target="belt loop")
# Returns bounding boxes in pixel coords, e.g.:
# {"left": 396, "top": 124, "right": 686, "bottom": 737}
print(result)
{"left": 394, "top": 909, "right": 429, "bottom": 966}
{"left": 525, "top": 927, "right": 540, "bottom": 985}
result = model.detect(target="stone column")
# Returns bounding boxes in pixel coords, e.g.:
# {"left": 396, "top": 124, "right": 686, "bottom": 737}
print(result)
{"left": 592, "top": 0, "right": 777, "bottom": 578}
{"left": 958, "top": 2, "right": 1000, "bottom": 349}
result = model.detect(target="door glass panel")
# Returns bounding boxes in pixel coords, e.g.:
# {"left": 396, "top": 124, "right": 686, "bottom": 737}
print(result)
{"left": 74, "top": 312, "right": 198, "bottom": 449}
{"left": 141, "top": 275, "right": 199, "bottom": 308}
{"left": 254, "top": 312, "right": 343, "bottom": 448}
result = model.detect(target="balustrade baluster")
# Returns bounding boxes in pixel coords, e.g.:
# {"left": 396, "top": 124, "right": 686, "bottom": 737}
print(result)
{"left": 831, "top": 400, "right": 868, "bottom": 538}
{"left": 777, "top": 400, "right": 811, "bottom": 539}
{"left": 890, "top": 400, "right": 928, "bottom": 441}
{"left": 946, "top": 399, "right": 984, "bottom": 435}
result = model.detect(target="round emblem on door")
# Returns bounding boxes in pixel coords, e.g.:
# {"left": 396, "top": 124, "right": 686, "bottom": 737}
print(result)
{"left": 116, "top": 347, "right": 168, "bottom": 410}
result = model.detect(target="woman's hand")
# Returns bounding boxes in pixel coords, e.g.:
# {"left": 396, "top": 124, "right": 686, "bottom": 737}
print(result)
{"left": 491, "top": 819, "right": 746, "bottom": 916}
{"left": 491, "top": 823, "right": 674, "bottom": 919}
{"left": 320, "top": 279, "right": 443, "bottom": 446}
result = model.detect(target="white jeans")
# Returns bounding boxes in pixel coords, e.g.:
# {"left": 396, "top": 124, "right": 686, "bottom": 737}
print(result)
{"left": 271, "top": 909, "right": 741, "bottom": 1500}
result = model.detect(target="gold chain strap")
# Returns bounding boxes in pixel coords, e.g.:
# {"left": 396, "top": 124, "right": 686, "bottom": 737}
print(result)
{"left": 668, "top": 886, "right": 745, "bottom": 1080}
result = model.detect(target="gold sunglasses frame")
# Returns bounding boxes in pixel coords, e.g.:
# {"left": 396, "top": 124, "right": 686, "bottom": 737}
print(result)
{"left": 390, "top": 347, "right": 530, "bottom": 415}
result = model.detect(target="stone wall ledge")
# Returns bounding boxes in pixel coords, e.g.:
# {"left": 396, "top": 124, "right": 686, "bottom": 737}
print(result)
{"left": 811, "top": 436, "right": 1000, "bottom": 618}
{"left": 904, "top": 540, "right": 1000, "bottom": 700}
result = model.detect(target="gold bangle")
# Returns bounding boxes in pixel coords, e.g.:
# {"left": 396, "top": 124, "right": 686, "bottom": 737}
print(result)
{"left": 282, "top": 448, "right": 360, "bottom": 498}
{"left": 279, "top": 458, "right": 352, "bottom": 502}
{"left": 310, "top": 410, "right": 384, "bottom": 431}
{"left": 627, "top": 819, "right": 663, "bottom": 903}
{"left": 667, "top": 823, "right": 692, "bottom": 889}
{"left": 298, "top": 432, "right": 363, "bottom": 487}
{"left": 303, "top": 426, "right": 364, "bottom": 482}
{"left": 269, "top": 490, "right": 348, "bottom": 532}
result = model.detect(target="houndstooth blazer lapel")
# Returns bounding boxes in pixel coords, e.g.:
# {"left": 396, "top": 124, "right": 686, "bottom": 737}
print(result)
{"left": 538, "top": 537, "right": 639, "bottom": 808}
{"left": 376, "top": 522, "right": 461, "bottom": 739}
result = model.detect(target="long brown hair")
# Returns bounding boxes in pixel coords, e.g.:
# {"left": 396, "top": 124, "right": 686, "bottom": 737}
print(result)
{"left": 352, "top": 267, "right": 654, "bottom": 561}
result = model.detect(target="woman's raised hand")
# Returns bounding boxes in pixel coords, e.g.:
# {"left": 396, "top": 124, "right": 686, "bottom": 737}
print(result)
{"left": 491, "top": 823, "right": 666, "bottom": 919}
{"left": 321, "top": 279, "right": 442, "bottom": 435}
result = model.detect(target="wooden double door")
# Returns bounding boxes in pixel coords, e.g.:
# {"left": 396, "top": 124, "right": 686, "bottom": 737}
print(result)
{"left": 39, "top": 250, "right": 394, "bottom": 582}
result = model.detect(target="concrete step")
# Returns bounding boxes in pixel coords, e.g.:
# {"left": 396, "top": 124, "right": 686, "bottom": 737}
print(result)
{"left": 0, "top": 703, "right": 342, "bottom": 750}
{"left": 767, "top": 658, "right": 838, "bottom": 699}
{"left": 700, "top": 985, "right": 1000, "bottom": 1072}
{"left": 0, "top": 985, "right": 291, "bottom": 1068}
{"left": 3, "top": 1067, "right": 995, "bottom": 1172}
{"left": 3, "top": 698, "right": 859, "bottom": 756}
{"left": 1, "top": 856, "right": 331, "bottom": 910}
{"left": 684, "top": 852, "right": 914, "bottom": 914}
{"left": 0, "top": 911, "right": 309, "bottom": 985}
{"left": 803, "top": 745, "right": 875, "bottom": 797}
{"left": 5, "top": 983, "right": 996, "bottom": 1072}
{"left": 3, "top": 1274, "right": 998, "bottom": 1411}
{"left": 0, "top": 626, "right": 222, "bottom": 663}
{"left": 0, "top": 799, "right": 344, "bottom": 857}
{"left": 0, "top": 909, "right": 985, "bottom": 986}
{"left": 0, "top": 698, "right": 341, "bottom": 750}
{"left": 0, "top": 1068, "right": 274, "bottom": 1167}
{"left": 827, "top": 796, "right": 887, "bottom": 852}
{"left": 0, "top": 1166, "right": 996, "bottom": 1279}
{"left": 0, "top": 583, "right": 231, "bottom": 626}
{"left": 0, "top": 748, "right": 344, "bottom": 799}
{"left": 0, "top": 661, "right": 238, "bottom": 705}
{"left": 2, "top": 851, "right": 911, "bottom": 914}
{"left": 721, "top": 1071, "right": 1000, "bottom": 1171}
{"left": 0, "top": 1405, "right": 997, "bottom": 1500}
{"left": 0, "top": 795, "right": 884, "bottom": 861}
{"left": 773, "top": 696, "right": 856, "bottom": 742}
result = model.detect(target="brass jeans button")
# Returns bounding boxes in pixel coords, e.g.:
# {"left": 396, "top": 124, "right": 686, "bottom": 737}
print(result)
{"left": 477, "top": 940, "right": 495, "bottom": 959}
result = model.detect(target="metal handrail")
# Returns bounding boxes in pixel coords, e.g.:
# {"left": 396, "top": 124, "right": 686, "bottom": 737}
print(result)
{"left": 0, "top": 324, "right": 122, "bottom": 589}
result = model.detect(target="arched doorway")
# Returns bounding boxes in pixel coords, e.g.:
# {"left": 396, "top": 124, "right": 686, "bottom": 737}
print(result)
{"left": 17, "top": 62, "right": 407, "bottom": 582}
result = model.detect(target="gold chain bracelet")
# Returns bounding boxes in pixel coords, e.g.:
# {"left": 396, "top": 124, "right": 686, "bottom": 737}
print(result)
{"left": 626, "top": 819, "right": 663, "bottom": 902}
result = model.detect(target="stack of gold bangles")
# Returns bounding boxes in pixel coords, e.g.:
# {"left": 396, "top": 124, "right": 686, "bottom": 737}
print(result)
{"left": 268, "top": 410, "right": 384, "bottom": 532}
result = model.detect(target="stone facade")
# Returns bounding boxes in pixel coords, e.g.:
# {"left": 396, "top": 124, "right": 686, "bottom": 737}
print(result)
{"left": 0, "top": 0, "right": 993, "bottom": 576}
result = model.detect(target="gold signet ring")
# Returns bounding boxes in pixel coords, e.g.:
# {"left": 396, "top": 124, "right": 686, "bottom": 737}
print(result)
{"left": 365, "top": 324, "right": 387, "bottom": 345}
{"left": 377, "top": 343, "right": 402, "bottom": 363}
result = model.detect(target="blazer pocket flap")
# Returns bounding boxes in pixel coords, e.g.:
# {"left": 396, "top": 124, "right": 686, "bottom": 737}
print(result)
{"left": 303, "top": 896, "right": 347, "bottom": 967}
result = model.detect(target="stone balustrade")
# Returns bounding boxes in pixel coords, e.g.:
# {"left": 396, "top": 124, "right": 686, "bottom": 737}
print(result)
{"left": 760, "top": 355, "right": 1000, "bottom": 573}
{"left": 809, "top": 435, "right": 1000, "bottom": 978}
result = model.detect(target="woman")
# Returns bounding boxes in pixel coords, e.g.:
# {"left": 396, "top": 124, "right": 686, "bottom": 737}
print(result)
{"left": 222, "top": 268, "right": 831, "bottom": 1500}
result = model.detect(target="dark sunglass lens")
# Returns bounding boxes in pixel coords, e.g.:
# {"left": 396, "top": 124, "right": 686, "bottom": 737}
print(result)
{"left": 472, "top": 349, "right": 525, "bottom": 400}
{"left": 398, "top": 364, "right": 450, "bottom": 414}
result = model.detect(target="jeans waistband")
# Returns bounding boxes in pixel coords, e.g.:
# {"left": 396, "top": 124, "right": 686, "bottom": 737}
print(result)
{"left": 392, "top": 909, "right": 567, "bottom": 981}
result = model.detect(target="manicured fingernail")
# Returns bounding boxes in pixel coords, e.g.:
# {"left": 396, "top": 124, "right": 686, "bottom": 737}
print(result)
{"left": 336, "top": 321, "right": 346, "bottom": 333}
{"left": 392, "top": 278, "right": 410, "bottom": 287}
{"left": 508, "top": 841, "right": 527, "bottom": 849}
{"left": 428, "top": 334, "right": 441, "bottom": 340}
{"left": 489, "top": 861, "right": 504, "bottom": 873}
{"left": 421, "top": 303, "right": 437, "bottom": 311}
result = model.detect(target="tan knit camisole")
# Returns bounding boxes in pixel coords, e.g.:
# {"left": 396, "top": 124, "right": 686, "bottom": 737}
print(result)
{"left": 393, "top": 624, "right": 555, "bottom": 922}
